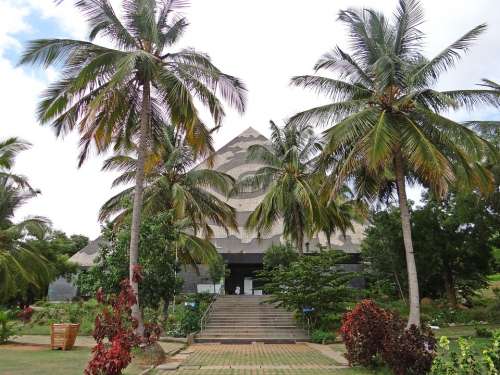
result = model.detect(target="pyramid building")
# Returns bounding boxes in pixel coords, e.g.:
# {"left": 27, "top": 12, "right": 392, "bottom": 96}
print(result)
{"left": 178, "top": 126, "right": 365, "bottom": 294}
{"left": 50, "top": 126, "right": 365, "bottom": 300}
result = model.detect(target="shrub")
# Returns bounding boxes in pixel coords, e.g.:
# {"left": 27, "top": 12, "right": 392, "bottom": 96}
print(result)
{"left": 431, "top": 335, "right": 497, "bottom": 374}
{"left": 341, "top": 300, "right": 436, "bottom": 374}
{"left": 17, "top": 306, "right": 34, "bottom": 323}
{"left": 0, "top": 309, "right": 17, "bottom": 344}
{"left": 340, "top": 299, "right": 395, "bottom": 367}
{"left": 84, "top": 279, "right": 142, "bottom": 375}
{"left": 475, "top": 325, "right": 493, "bottom": 338}
{"left": 382, "top": 324, "right": 436, "bottom": 375}
{"left": 259, "top": 250, "right": 356, "bottom": 330}
{"left": 311, "top": 329, "right": 336, "bottom": 344}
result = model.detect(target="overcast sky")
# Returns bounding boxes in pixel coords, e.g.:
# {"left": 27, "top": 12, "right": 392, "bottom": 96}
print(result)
{"left": 1, "top": 0, "right": 499, "bottom": 238}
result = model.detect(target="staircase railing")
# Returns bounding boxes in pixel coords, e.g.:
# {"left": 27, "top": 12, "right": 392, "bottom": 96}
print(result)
{"left": 199, "top": 294, "right": 217, "bottom": 332}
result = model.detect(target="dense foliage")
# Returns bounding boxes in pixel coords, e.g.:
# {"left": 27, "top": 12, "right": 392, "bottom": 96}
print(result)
{"left": 76, "top": 214, "right": 182, "bottom": 316}
{"left": 259, "top": 250, "right": 356, "bottom": 329}
{"left": 431, "top": 334, "right": 500, "bottom": 374}
{"left": 341, "top": 300, "right": 436, "bottom": 374}
{"left": 363, "top": 192, "right": 499, "bottom": 305}
{"left": 0, "top": 309, "right": 16, "bottom": 344}
{"left": 262, "top": 242, "right": 299, "bottom": 270}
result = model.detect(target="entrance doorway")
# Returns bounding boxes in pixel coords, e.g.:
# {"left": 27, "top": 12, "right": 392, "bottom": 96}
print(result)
{"left": 225, "top": 263, "right": 263, "bottom": 295}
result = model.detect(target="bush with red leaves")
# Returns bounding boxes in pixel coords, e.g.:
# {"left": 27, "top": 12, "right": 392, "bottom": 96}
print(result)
{"left": 382, "top": 324, "right": 436, "bottom": 375}
{"left": 85, "top": 279, "right": 142, "bottom": 375}
{"left": 17, "top": 306, "right": 34, "bottom": 323}
{"left": 143, "top": 322, "right": 162, "bottom": 345}
{"left": 340, "top": 300, "right": 436, "bottom": 374}
{"left": 340, "top": 299, "right": 397, "bottom": 367}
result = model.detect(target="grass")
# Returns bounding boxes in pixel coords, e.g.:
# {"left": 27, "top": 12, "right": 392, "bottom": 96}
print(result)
{"left": 0, "top": 345, "right": 145, "bottom": 375}
{"left": 434, "top": 323, "right": 500, "bottom": 338}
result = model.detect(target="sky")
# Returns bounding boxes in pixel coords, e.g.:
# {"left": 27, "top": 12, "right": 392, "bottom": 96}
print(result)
{"left": 1, "top": 0, "right": 499, "bottom": 238}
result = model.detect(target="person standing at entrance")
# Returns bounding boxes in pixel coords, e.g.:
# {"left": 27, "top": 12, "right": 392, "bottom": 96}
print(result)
{"left": 235, "top": 286, "right": 241, "bottom": 295}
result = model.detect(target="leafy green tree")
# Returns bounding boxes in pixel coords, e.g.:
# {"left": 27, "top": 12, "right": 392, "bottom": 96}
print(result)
{"left": 262, "top": 242, "right": 298, "bottom": 270}
{"left": 207, "top": 254, "right": 228, "bottom": 294}
{"left": 363, "top": 192, "right": 499, "bottom": 306}
{"left": 237, "top": 121, "right": 322, "bottom": 254}
{"left": 20, "top": 0, "right": 246, "bottom": 332}
{"left": 76, "top": 213, "right": 182, "bottom": 321}
{"left": 291, "top": 0, "right": 499, "bottom": 326}
{"left": 258, "top": 250, "right": 356, "bottom": 329}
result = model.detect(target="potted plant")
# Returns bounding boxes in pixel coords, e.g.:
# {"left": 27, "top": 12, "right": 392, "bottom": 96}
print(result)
{"left": 50, "top": 304, "right": 80, "bottom": 350}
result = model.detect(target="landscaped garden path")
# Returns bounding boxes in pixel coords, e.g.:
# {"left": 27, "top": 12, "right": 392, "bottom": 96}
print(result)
{"left": 156, "top": 343, "right": 353, "bottom": 375}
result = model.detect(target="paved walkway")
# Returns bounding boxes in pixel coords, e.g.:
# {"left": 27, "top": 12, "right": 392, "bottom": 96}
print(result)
{"left": 156, "top": 343, "right": 349, "bottom": 374}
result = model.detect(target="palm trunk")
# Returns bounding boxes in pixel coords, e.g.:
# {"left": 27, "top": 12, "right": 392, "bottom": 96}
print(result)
{"left": 294, "top": 205, "right": 304, "bottom": 255}
{"left": 129, "top": 80, "right": 151, "bottom": 336}
{"left": 296, "top": 233, "right": 303, "bottom": 255}
{"left": 394, "top": 150, "right": 420, "bottom": 328}
{"left": 444, "top": 267, "right": 458, "bottom": 308}
{"left": 326, "top": 233, "right": 332, "bottom": 249}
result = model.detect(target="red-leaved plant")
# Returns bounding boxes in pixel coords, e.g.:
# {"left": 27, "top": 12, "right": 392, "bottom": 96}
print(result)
{"left": 84, "top": 279, "right": 141, "bottom": 375}
{"left": 340, "top": 300, "right": 436, "bottom": 374}
{"left": 17, "top": 306, "right": 34, "bottom": 324}
{"left": 340, "top": 299, "right": 396, "bottom": 367}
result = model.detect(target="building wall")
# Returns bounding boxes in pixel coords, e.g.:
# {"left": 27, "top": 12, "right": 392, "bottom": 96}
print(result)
{"left": 47, "top": 277, "right": 77, "bottom": 301}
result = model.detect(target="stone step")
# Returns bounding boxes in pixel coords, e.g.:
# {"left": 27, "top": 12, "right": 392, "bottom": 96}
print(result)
{"left": 195, "top": 295, "right": 309, "bottom": 343}
{"left": 202, "top": 326, "right": 301, "bottom": 331}
{"left": 208, "top": 317, "right": 295, "bottom": 322}
{"left": 196, "top": 331, "right": 307, "bottom": 340}
{"left": 206, "top": 323, "right": 296, "bottom": 327}
{"left": 201, "top": 329, "right": 306, "bottom": 335}
{"left": 195, "top": 337, "right": 307, "bottom": 344}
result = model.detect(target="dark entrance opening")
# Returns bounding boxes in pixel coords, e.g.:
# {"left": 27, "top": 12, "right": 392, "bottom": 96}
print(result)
{"left": 224, "top": 263, "right": 263, "bottom": 295}
{"left": 221, "top": 253, "right": 264, "bottom": 295}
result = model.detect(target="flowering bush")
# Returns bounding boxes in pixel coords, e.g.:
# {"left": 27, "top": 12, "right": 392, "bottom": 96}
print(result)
{"left": 340, "top": 300, "right": 436, "bottom": 374}
{"left": 85, "top": 279, "right": 142, "bottom": 375}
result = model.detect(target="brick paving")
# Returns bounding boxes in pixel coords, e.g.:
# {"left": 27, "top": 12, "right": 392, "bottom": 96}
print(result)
{"left": 156, "top": 343, "right": 350, "bottom": 374}
{"left": 183, "top": 344, "right": 340, "bottom": 367}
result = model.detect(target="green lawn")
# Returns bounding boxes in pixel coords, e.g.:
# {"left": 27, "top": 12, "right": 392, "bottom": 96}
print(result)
{"left": 435, "top": 323, "right": 500, "bottom": 338}
{"left": 0, "top": 345, "right": 145, "bottom": 375}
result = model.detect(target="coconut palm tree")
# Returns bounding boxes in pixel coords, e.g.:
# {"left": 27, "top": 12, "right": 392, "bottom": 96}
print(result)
{"left": 0, "top": 137, "right": 35, "bottom": 191}
{"left": 0, "top": 142, "right": 52, "bottom": 303}
{"left": 19, "top": 0, "right": 246, "bottom": 331}
{"left": 236, "top": 121, "right": 322, "bottom": 255}
{"left": 99, "top": 126, "right": 237, "bottom": 234}
{"left": 466, "top": 79, "right": 500, "bottom": 146}
{"left": 290, "top": 0, "right": 499, "bottom": 326}
{"left": 316, "top": 186, "right": 367, "bottom": 249}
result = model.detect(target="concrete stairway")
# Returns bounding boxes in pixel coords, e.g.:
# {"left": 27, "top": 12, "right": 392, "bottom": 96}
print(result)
{"left": 195, "top": 295, "right": 309, "bottom": 343}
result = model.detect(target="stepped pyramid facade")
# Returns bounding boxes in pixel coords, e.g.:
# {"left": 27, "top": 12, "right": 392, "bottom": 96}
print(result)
{"left": 179, "top": 126, "right": 365, "bottom": 294}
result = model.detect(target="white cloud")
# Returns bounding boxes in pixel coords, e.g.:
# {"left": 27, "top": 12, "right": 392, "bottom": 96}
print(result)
{"left": 1, "top": 0, "right": 499, "bottom": 237}
{"left": 0, "top": 2, "right": 30, "bottom": 53}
